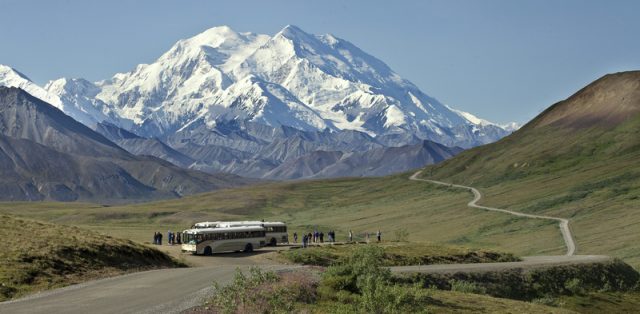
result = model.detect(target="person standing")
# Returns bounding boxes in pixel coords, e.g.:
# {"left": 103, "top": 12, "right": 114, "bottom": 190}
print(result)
{"left": 158, "top": 232, "right": 163, "bottom": 245}
{"left": 293, "top": 232, "right": 298, "bottom": 243}
{"left": 349, "top": 230, "right": 353, "bottom": 243}
{"left": 376, "top": 230, "right": 381, "bottom": 242}
{"left": 176, "top": 232, "right": 181, "bottom": 244}
{"left": 320, "top": 231, "right": 324, "bottom": 243}
{"left": 302, "top": 234, "right": 307, "bottom": 248}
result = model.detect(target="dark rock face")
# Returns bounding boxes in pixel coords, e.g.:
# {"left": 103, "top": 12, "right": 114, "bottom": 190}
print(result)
{"left": 97, "top": 116, "right": 463, "bottom": 180}
{"left": 264, "top": 140, "right": 463, "bottom": 180}
{"left": 0, "top": 87, "right": 250, "bottom": 202}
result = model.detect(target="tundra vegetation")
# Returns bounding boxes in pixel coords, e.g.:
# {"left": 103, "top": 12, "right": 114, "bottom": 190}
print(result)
{"left": 202, "top": 246, "right": 640, "bottom": 313}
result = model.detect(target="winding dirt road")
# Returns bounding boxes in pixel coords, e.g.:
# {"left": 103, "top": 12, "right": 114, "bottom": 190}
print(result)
{"left": 409, "top": 170, "right": 576, "bottom": 256}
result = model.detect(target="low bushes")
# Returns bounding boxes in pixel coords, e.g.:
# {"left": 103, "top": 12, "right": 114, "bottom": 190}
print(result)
{"left": 208, "top": 267, "right": 317, "bottom": 314}
{"left": 397, "top": 259, "right": 640, "bottom": 301}
{"left": 207, "top": 246, "right": 435, "bottom": 314}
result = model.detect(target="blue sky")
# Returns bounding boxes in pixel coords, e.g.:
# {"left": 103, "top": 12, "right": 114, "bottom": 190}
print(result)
{"left": 1, "top": 0, "right": 638, "bottom": 124}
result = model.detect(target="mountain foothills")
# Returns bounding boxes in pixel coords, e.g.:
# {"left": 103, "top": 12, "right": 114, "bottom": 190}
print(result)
{"left": 0, "top": 87, "right": 249, "bottom": 202}
{"left": 0, "top": 25, "right": 514, "bottom": 180}
{"left": 421, "top": 71, "right": 640, "bottom": 265}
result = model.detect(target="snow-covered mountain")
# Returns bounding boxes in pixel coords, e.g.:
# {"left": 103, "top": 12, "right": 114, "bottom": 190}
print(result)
{"left": 0, "top": 25, "right": 517, "bottom": 179}
{"left": 0, "top": 65, "right": 122, "bottom": 128}
{"left": 28, "top": 25, "right": 510, "bottom": 147}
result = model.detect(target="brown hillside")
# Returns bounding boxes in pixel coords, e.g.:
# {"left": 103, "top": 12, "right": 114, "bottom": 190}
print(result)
{"left": 526, "top": 71, "right": 640, "bottom": 130}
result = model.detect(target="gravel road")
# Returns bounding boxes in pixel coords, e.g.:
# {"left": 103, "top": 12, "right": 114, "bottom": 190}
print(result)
{"left": 409, "top": 171, "right": 576, "bottom": 256}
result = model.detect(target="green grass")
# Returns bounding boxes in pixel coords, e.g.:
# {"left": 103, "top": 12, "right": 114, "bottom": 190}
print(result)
{"left": 418, "top": 113, "right": 640, "bottom": 267}
{"left": 0, "top": 174, "right": 565, "bottom": 259}
{"left": 557, "top": 292, "right": 640, "bottom": 313}
{"left": 277, "top": 242, "right": 519, "bottom": 266}
{"left": 0, "top": 214, "right": 183, "bottom": 301}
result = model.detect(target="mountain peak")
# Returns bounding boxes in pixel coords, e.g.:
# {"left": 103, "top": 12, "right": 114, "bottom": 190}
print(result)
{"left": 35, "top": 25, "right": 510, "bottom": 148}
{"left": 275, "top": 24, "right": 312, "bottom": 40}
{"left": 197, "top": 25, "right": 239, "bottom": 40}
{"left": 0, "top": 64, "right": 32, "bottom": 83}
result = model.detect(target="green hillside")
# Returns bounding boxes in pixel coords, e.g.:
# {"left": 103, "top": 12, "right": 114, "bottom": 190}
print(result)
{"left": 421, "top": 71, "right": 640, "bottom": 265}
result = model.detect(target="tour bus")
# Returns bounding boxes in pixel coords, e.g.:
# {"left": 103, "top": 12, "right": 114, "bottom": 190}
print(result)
{"left": 181, "top": 225, "right": 266, "bottom": 255}
{"left": 193, "top": 220, "right": 288, "bottom": 246}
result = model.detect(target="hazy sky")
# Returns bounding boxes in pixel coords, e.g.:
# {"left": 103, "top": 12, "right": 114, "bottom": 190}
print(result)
{"left": 1, "top": 0, "right": 639, "bottom": 124}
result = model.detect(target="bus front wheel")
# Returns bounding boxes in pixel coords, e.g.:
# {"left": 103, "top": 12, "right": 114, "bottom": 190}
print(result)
{"left": 204, "top": 246, "right": 213, "bottom": 256}
{"left": 244, "top": 243, "right": 253, "bottom": 253}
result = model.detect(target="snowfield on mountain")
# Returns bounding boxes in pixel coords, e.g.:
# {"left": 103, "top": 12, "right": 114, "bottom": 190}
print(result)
{"left": 0, "top": 25, "right": 514, "bottom": 147}
{"left": 0, "top": 25, "right": 517, "bottom": 179}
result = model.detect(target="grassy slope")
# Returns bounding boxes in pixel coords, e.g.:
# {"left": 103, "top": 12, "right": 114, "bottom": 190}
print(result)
{"left": 0, "top": 174, "right": 565, "bottom": 258}
{"left": 0, "top": 214, "right": 183, "bottom": 301}
{"left": 416, "top": 72, "right": 640, "bottom": 266}
{"left": 277, "top": 242, "right": 518, "bottom": 266}
{"left": 420, "top": 113, "right": 640, "bottom": 266}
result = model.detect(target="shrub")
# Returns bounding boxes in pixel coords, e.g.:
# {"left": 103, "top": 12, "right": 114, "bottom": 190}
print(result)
{"left": 209, "top": 267, "right": 317, "bottom": 314}
{"left": 322, "top": 246, "right": 433, "bottom": 313}
{"left": 449, "top": 279, "right": 487, "bottom": 294}
{"left": 564, "top": 278, "right": 585, "bottom": 296}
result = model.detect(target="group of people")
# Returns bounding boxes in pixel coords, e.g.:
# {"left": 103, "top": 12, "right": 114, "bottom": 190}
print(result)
{"left": 153, "top": 231, "right": 181, "bottom": 245}
{"left": 292, "top": 229, "right": 382, "bottom": 248}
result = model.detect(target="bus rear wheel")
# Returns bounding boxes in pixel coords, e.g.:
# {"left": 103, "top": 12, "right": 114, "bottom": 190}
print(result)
{"left": 204, "top": 246, "right": 212, "bottom": 256}
{"left": 244, "top": 243, "right": 253, "bottom": 253}
{"left": 269, "top": 238, "right": 277, "bottom": 246}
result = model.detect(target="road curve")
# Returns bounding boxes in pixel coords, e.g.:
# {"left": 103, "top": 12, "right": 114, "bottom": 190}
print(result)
{"left": 409, "top": 171, "right": 576, "bottom": 256}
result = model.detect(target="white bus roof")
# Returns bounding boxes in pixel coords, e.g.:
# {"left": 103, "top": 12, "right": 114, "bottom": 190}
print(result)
{"left": 193, "top": 221, "right": 225, "bottom": 228}
{"left": 194, "top": 221, "right": 286, "bottom": 228}
{"left": 184, "top": 225, "right": 266, "bottom": 234}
